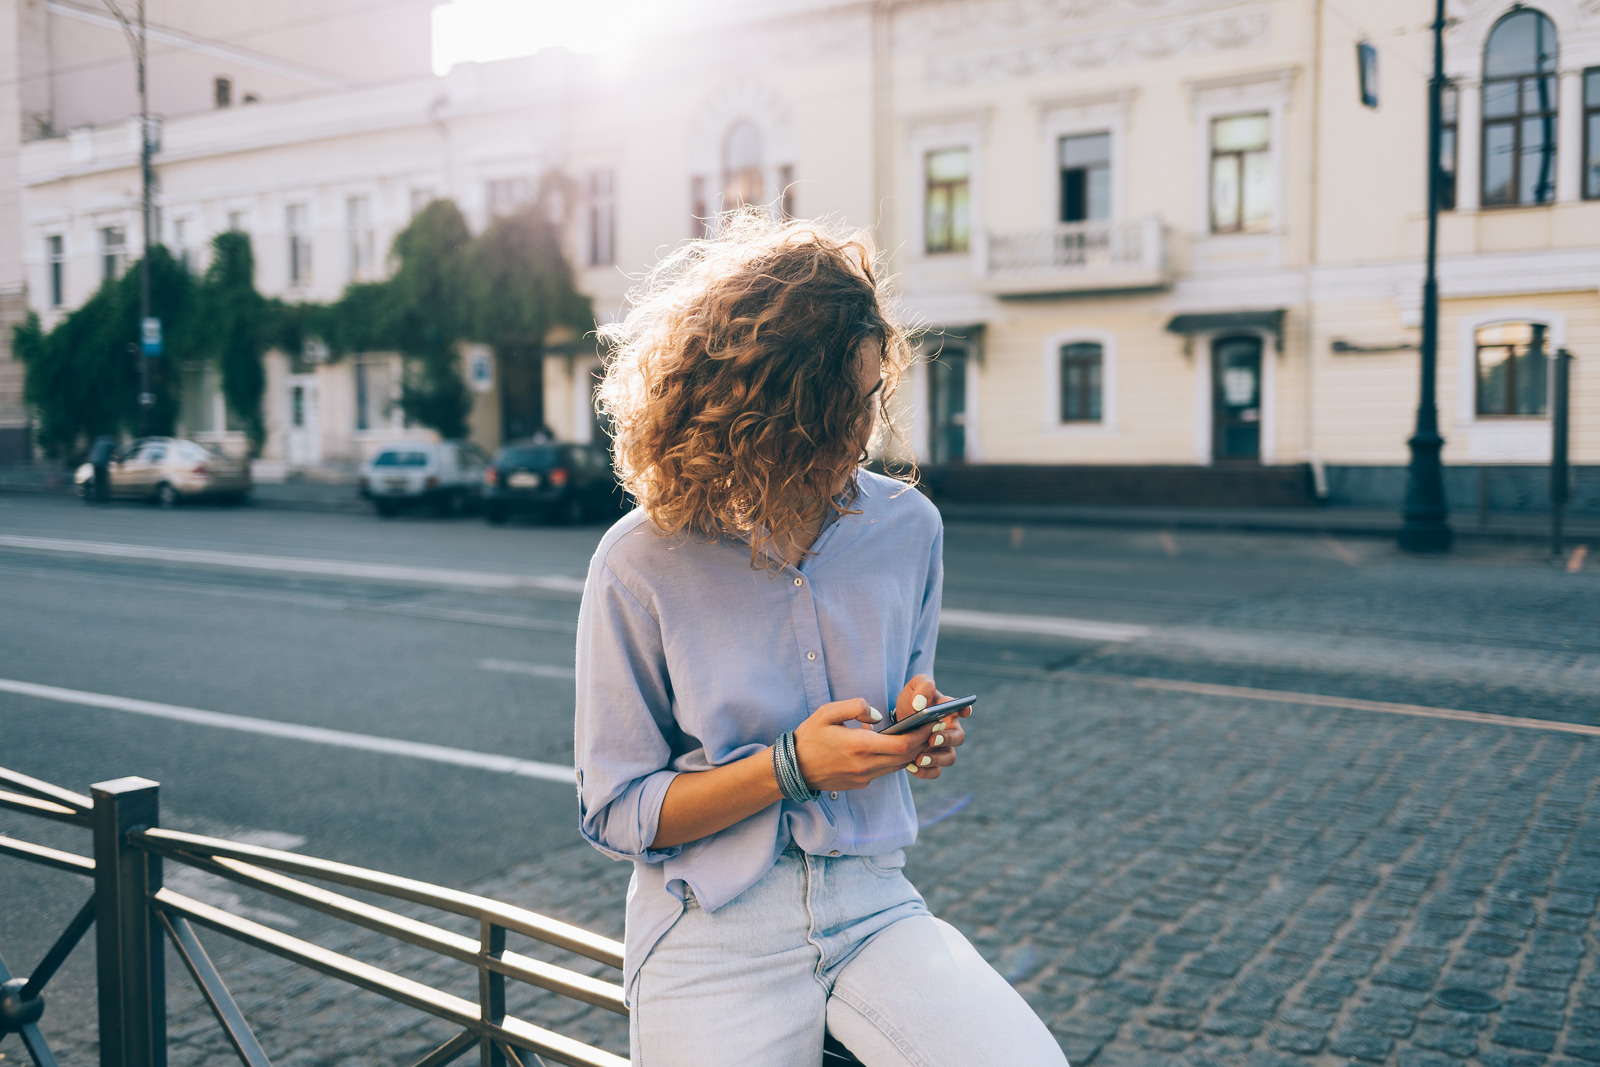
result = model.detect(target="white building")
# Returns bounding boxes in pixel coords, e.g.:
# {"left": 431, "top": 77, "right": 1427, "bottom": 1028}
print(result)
{"left": 10, "top": 0, "right": 1600, "bottom": 511}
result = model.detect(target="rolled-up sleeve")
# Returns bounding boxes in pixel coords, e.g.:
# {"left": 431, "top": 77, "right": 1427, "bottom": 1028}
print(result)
{"left": 905, "top": 522, "right": 944, "bottom": 683}
{"left": 574, "top": 558, "right": 682, "bottom": 863}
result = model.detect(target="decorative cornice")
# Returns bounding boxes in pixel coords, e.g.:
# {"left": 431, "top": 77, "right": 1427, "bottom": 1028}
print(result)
{"left": 926, "top": 7, "right": 1270, "bottom": 91}
{"left": 1033, "top": 88, "right": 1139, "bottom": 126}
{"left": 894, "top": 0, "right": 1250, "bottom": 50}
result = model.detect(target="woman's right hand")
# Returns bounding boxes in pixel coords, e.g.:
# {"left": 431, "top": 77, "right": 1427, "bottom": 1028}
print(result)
{"left": 791, "top": 699, "right": 920, "bottom": 792}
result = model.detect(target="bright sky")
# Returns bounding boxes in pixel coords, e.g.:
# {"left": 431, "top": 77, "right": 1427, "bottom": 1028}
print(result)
{"left": 431, "top": 0, "right": 666, "bottom": 74}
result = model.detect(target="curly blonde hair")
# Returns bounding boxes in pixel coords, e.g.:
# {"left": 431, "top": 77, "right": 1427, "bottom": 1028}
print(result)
{"left": 597, "top": 212, "right": 915, "bottom": 568}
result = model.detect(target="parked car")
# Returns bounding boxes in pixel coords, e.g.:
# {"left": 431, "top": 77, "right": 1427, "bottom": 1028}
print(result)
{"left": 74, "top": 437, "right": 251, "bottom": 507}
{"left": 359, "top": 440, "right": 487, "bottom": 517}
{"left": 482, "top": 440, "right": 622, "bottom": 525}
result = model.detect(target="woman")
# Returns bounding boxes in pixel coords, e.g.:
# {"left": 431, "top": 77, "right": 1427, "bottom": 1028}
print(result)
{"left": 576, "top": 214, "right": 1067, "bottom": 1066}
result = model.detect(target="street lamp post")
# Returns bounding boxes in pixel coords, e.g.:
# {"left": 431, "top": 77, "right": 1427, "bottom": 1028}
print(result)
{"left": 1398, "top": 0, "right": 1453, "bottom": 551}
{"left": 105, "top": 0, "right": 155, "bottom": 435}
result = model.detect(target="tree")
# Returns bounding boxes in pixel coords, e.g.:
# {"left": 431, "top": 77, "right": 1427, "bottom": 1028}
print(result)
{"left": 14, "top": 245, "right": 195, "bottom": 459}
{"left": 197, "top": 231, "right": 270, "bottom": 453}
{"left": 464, "top": 180, "right": 592, "bottom": 440}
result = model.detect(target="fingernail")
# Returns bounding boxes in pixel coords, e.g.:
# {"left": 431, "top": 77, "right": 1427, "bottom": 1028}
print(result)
{"left": 919, "top": 755, "right": 932, "bottom": 767}
{"left": 932, "top": 721, "right": 946, "bottom": 733}
{"left": 911, "top": 694, "right": 928, "bottom": 712}
{"left": 932, "top": 734, "right": 945, "bottom": 746}
{"left": 906, "top": 764, "right": 918, "bottom": 774}
{"left": 868, "top": 706, "right": 882, "bottom": 722}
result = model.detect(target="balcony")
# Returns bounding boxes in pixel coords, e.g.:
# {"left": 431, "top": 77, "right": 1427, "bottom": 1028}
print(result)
{"left": 981, "top": 216, "right": 1171, "bottom": 297}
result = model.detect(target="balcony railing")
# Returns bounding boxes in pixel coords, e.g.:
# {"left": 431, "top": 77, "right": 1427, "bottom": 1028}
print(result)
{"left": 982, "top": 216, "right": 1170, "bottom": 296}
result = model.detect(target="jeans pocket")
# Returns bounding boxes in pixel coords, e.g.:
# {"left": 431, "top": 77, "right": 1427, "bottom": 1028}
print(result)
{"left": 861, "top": 848, "right": 908, "bottom": 878}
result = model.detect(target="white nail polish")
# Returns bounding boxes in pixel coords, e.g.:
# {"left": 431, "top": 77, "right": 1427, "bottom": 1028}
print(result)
{"left": 911, "top": 694, "right": 928, "bottom": 712}
{"left": 932, "top": 721, "right": 946, "bottom": 732}
{"left": 919, "top": 755, "right": 932, "bottom": 767}
{"left": 932, "top": 734, "right": 945, "bottom": 746}
{"left": 868, "top": 707, "right": 882, "bottom": 722}
{"left": 906, "top": 764, "right": 918, "bottom": 774}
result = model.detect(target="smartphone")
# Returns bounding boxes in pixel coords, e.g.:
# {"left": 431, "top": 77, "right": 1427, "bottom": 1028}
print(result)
{"left": 879, "top": 694, "right": 977, "bottom": 736}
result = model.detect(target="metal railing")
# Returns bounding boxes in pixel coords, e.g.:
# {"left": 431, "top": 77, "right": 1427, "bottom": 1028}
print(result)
{"left": 0, "top": 767, "right": 629, "bottom": 1067}
{"left": 983, "top": 215, "right": 1169, "bottom": 294}
{"left": 0, "top": 766, "right": 868, "bottom": 1067}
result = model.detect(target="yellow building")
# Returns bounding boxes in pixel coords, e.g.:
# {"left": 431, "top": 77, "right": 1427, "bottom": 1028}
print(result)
{"left": 12, "top": 0, "right": 1599, "bottom": 512}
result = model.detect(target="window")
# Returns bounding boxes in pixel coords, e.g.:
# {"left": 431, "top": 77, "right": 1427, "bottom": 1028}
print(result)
{"left": 409, "top": 188, "right": 436, "bottom": 217}
{"left": 100, "top": 226, "right": 127, "bottom": 284}
{"left": 1209, "top": 113, "right": 1271, "bottom": 234}
{"left": 1441, "top": 84, "right": 1459, "bottom": 210}
{"left": 585, "top": 169, "right": 615, "bottom": 267}
{"left": 487, "top": 178, "right": 533, "bottom": 218}
{"left": 1059, "top": 133, "right": 1111, "bottom": 224}
{"left": 924, "top": 147, "right": 971, "bottom": 254}
{"left": 1584, "top": 68, "right": 1600, "bottom": 200}
{"left": 778, "top": 164, "right": 796, "bottom": 220}
{"left": 691, "top": 175, "right": 711, "bottom": 237}
{"left": 1481, "top": 9, "right": 1558, "bottom": 208}
{"left": 172, "top": 218, "right": 196, "bottom": 273}
{"left": 45, "top": 235, "right": 64, "bottom": 307}
{"left": 286, "top": 203, "right": 311, "bottom": 286}
{"left": 1475, "top": 322, "right": 1548, "bottom": 417}
{"left": 346, "top": 195, "right": 374, "bottom": 282}
{"left": 215, "top": 77, "right": 232, "bottom": 108}
{"left": 1058, "top": 342, "right": 1104, "bottom": 423}
{"left": 723, "top": 120, "right": 764, "bottom": 208}
{"left": 226, "top": 210, "right": 248, "bottom": 234}
{"left": 355, "top": 360, "right": 397, "bottom": 432}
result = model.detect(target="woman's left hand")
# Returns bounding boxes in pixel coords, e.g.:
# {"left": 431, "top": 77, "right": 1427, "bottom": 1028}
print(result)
{"left": 892, "top": 674, "right": 968, "bottom": 780}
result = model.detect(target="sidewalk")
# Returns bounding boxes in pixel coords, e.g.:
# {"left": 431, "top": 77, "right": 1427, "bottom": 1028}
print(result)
{"left": 4, "top": 463, "right": 1596, "bottom": 541}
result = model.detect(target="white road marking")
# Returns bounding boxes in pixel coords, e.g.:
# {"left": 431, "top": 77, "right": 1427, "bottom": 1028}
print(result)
{"left": 0, "top": 678, "right": 577, "bottom": 784}
{"left": 0, "top": 535, "right": 587, "bottom": 596}
{"left": 938, "top": 609, "right": 1150, "bottom": 642}
{"left": 479, "top": 658, "right": 577, "bottom": 680}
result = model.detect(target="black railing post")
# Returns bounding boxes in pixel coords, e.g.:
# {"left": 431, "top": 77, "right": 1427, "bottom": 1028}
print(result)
{"left": 1551, "top": 348, "right": 1572, "bottom": 557}
{"left": 480, "top": 919, "right": 507, "bottom": 1067}
{"left": 92, "top": 777, "right": 167, "bottom": 1067}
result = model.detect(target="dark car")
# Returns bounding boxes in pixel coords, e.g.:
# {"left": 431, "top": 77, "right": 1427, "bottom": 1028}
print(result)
{"left": 482, "top": 440, "right": 623, "bottom": 525}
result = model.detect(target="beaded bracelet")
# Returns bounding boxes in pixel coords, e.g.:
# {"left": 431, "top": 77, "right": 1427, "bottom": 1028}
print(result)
{"left": 773, "top": 730, "right": 821, "bottom": 803}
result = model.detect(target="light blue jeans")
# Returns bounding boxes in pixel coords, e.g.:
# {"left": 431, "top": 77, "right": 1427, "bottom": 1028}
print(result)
{"left": 630, "top": 848, "right": 1069, "bottom": 1066}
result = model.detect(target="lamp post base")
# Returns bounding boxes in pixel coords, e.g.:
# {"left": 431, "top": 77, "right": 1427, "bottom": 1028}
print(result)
{"left": 1398, "top": 430, "right": 1452, "bottom": 552}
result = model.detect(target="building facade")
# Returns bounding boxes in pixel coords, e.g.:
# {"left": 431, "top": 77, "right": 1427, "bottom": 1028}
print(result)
{"left": 11, "top": 0, "right": 1600, "bottom": 510}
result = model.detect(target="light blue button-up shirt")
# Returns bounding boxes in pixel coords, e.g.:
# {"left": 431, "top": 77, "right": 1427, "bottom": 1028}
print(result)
{"left": 573, "top": 470, "right": 943, "bottom": 997}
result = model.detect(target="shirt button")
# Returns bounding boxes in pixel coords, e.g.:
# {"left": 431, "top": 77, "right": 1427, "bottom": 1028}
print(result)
{"left": 806, "top": 651, "right": 816, "bottom": 660}
{"left": 794, "top": 577, "right": 803, "bottom": 586}
{"left": 829, "top": 791, "right": 839, "bottom": 800}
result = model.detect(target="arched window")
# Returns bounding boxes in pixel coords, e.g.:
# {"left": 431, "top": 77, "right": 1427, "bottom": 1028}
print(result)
{"left": 723, "top": 120, "right": 764, "bottom": 208}
{"left": 1482, "top": 8, "right": 1559, "bottom": 207}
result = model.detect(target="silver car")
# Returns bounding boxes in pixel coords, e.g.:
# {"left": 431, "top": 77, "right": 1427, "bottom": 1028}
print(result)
{"left": 75, "top": 437, "right": 252, "bottom": 507}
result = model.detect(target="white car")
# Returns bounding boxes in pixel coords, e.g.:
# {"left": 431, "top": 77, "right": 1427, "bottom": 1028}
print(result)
{"left": 359, "top": 440, "right": 487, "bottom": 517}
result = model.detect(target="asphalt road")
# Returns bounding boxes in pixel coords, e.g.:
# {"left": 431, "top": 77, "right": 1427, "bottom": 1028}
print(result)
{"left": 1, "top": 491, "right": 1595, "bottom": 1063}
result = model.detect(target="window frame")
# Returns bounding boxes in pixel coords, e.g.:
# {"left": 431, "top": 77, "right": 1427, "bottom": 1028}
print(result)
{"left": 1455, "top": 310, "right": 1566, "bottom": 464}
{"left": 1479, "top": 10, "right": 1560, "bottom": 208}
{"left": 100, "top": 225, "right": 127, "bottom": 285}
{"left": 1042, "top": 329, "right": 1118, "bottom": 435}
{"left": 345, "top": 194, "right": 374, "bottom": 283}
{"left": 584, "top": 168, "right": 615, "bottom": 267}
{"left": 286, "top": 203, "right": 312, "bottom": 288}
{"left": 1208, "top": 112, "right": 1273, "bottom": 235}
{"left": 923, "top": 145, "right": 973, "bottom": 255}
{"left": 45, "top": 234, "right": 65, "bottom": 307}
{"left": 1584, "top": 67, "right": 1600, "bottom": 201}
{"left": 1473, "top": 321, "right": 1550, "bottom": 418}
{"left": 1058, "top": 132, "right": 1113, "bottom": 225}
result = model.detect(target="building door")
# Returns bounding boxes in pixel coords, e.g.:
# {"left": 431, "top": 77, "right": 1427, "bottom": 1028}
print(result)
{"left": 499, "top": 348, "right": 545, "bottom": 442}
{"left": 927, "top": 346, "right": 968, "bottom": 465}
{"left": 1211, "top": 335, "right": 1262, "bottom": 463}
{"left": 285, "top": 375, "right": 321, "bottom": 467}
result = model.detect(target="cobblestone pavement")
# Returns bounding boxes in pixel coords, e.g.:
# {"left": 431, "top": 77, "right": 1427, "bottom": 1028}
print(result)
{"left": 13, "top": 669, "right": 1597, "bottom": 1066}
